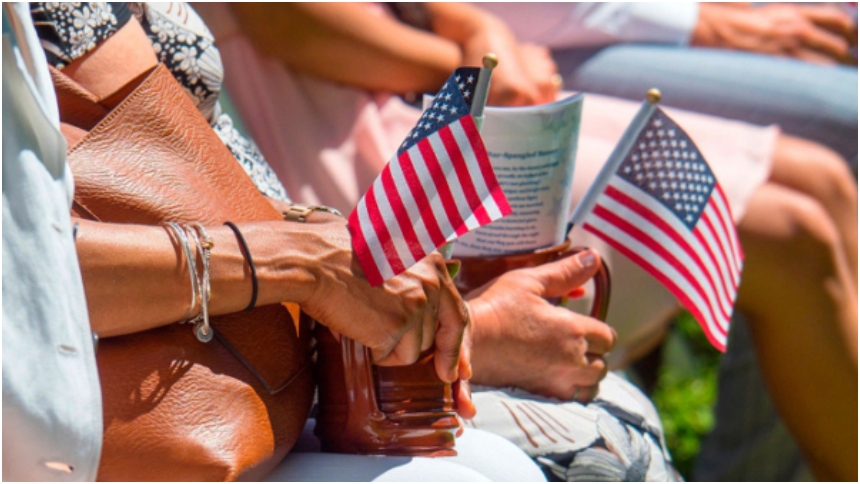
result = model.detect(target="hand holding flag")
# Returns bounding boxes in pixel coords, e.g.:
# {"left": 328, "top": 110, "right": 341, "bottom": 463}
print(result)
{"left": 569, "top": 90, "right": 743, "bottom": 351}
{"left": 349, "top": 66, "right": 511, "bottom": 286}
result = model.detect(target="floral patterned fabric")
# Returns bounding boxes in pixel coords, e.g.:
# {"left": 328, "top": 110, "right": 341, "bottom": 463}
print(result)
{"left": 30, "top": 1, "right": 290, "bottom": 202}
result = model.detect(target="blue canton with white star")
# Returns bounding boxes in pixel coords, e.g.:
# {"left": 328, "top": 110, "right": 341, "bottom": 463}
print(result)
{"left": 617, "top": 108, "right": 716, "bottom": 230}
{"left": 400, "top": 67, "right": 481, "bottom": 154}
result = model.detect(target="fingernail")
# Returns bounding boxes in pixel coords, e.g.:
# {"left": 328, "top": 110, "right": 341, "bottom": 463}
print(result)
{"left": 577, "top": 251, "right": 596, "bottom": 268}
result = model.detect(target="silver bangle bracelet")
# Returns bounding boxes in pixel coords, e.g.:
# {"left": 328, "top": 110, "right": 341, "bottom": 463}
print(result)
{"left": 187, "top": 223, "right": 213, "bottom": 343}
{"left": 164, "top": 222, "right": 199, "bottom": 323}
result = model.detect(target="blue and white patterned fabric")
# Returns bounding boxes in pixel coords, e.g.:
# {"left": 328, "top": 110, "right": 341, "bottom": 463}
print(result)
{"left": 470, "top": 373, "right": 681, "bottom": 481}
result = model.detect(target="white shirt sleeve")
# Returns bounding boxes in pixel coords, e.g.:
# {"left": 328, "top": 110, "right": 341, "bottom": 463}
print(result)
{"left": 476, "top": 2, "right": 700, "bottom": 49}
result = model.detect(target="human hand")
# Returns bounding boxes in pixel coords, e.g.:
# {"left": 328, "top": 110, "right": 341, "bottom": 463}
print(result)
{"left": 460, "top": 15, "right": 558, "bottom": 106}
{"left": 290, "top": 216, "right": 469, "bottom": 383}
{"left": 452, "top": 326, "right": 476, "bottom": 419}
{"left": 464, "top": 249, "right": 616, "bottom": 402}
{"left": 693, "top": 3, "right": 855, "bottom": 64}
{"left": 518, "top": 43, "right": 561, "bottom": 104}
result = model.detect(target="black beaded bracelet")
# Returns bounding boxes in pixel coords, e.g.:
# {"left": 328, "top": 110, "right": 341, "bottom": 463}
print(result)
{"left": 224, "top": 221, "right": 258, "bottom": 312}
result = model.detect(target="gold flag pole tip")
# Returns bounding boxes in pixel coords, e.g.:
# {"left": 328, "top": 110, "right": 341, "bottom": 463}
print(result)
{"left": 646, "top": 88, "right": 662, "bottom": 104}
{"left": 482, "top": 53, "right": 499, "bottom": 69}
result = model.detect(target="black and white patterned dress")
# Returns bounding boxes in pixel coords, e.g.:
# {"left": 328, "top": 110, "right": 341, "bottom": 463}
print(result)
{"left": 31, "top": 1, "right": 290, "bottom": 202}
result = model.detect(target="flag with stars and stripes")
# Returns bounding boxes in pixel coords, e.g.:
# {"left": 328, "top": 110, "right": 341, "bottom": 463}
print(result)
{"left": 580, "top": 108, "right": 743, "bottom": 351}
{"left": 348, "top": 67, "right": 512, "bottom": 286}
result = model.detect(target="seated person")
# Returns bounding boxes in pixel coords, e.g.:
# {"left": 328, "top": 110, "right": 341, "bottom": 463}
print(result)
{"left": 22, "top": 2, "right": 599, "bottom": 480}
{"left": 3, "top": 2, "right": 102, "bottom": 479}
{"left": 455, "top": 3, "right": 860, "bottom": 479}
{"left": 477, "top": 2, "right": 859, "bottom": 170}
{"left": 199, "top": 2, "right": 857, "bottom": 481}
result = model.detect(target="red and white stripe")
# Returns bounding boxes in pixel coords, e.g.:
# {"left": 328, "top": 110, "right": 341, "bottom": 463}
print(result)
{"left": 349, "top": 115, "right": 511, "bottom": 286}
{"left": 583, "top": 176, "right": 743, "bottom": 351}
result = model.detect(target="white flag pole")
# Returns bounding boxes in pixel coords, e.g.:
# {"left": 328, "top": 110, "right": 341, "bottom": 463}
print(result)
{"left": 470, "top": 53, "right": 498, "bottom": 132}
{"left": 440, "top": 54, "right": 497, "bottom": 261}
{"left": 566, "top": 88, "right": 662, "bottom": 235}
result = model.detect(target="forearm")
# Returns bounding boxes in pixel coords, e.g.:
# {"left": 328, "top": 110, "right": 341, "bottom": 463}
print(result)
{"left": 691, "top": 3, "right": 854, "bottom": 64}
{"left": 428, "top": 3, "right": 560, "bottom": 106}
{"left": 228, "top": 2, "right": 460, "bottom": 94}
{"left": 74, "top": 219, "right": 315, "bottom": 337}
{"left": 75, "top": 214, "right": 472, "bottom": 385}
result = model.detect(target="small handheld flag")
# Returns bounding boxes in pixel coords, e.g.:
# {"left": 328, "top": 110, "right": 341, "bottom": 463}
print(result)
{"left": 349, "top": 66, "right": 512, "bottom": 286}
{"left": 569, "top": 90, "right": 743, "bottom": 351}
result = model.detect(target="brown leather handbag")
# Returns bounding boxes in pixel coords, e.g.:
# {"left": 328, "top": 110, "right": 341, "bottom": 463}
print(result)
{"left": 53, "top": 64, "right": 314, "bottom": 481}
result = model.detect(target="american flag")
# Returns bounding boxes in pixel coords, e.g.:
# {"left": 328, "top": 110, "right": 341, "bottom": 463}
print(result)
{"left": 581, "top": 108, "right": 742, "bottom": 351}
{"left": 348, "top": 67, "right": 511, "bottom": 286}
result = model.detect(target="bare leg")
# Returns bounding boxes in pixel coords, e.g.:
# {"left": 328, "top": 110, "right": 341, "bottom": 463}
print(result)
{"left": 737, "top": 183, "right": 857, "bottom": 481}
{"left": 769, "top": 135, "right": 858, "bottom": 286}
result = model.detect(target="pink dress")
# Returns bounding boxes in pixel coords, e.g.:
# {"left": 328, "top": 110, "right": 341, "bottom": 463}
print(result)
{"left": 207, "top": 7, "right": 778, "bottom": 364}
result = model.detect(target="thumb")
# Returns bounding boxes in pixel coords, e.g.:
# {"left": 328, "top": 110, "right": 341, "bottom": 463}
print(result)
{"left": 525, "top": 249, "right": 601, "bottom": 298}
{"left": 433, "top": 275, "right": 469, "bottom": 383}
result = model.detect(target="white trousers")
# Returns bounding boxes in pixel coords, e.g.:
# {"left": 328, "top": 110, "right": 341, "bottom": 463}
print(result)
{"left": 264, "top": 425, "right": 547, "bottom": 482}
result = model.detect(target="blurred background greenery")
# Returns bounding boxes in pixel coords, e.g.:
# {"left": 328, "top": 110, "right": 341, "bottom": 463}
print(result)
{"left": 648, "top": 312, "right": 721, "bottom": 480}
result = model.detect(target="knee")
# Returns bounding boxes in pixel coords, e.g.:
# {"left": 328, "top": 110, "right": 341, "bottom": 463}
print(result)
{"left": 779, "top": 136, "right": 857, "bottom": 207}
{"left": 778, "top": 195, "right": 843, "bottom": 272}
{"left": 738, "top": 184, "right": 850, "bottom": 308}
{"left": 815, "top": 149, "right": 857, "bottom": 208}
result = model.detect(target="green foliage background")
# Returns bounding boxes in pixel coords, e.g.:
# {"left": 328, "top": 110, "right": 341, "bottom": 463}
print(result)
{"left": 651, "top": 313, "right": 721, "bottom": 479}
